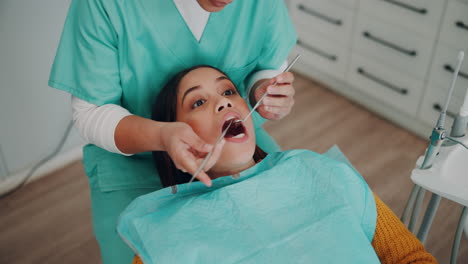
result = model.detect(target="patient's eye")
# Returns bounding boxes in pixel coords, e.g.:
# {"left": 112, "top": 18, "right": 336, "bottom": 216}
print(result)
{"left": 223, "top": 89, "right": 237, "bottom": 96}
{"left": 192, "top": 99, "right": 206, "bottom": 109}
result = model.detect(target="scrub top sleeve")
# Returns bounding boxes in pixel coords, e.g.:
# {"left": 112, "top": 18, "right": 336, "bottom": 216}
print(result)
{"left": 255, "top": 0, "right": 297, "bottom": 71}
{"left": 48, "top": 0, "right": 121, "bottom": 106}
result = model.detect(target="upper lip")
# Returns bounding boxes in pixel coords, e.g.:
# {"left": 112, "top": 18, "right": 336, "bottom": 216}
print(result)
{"left": 220, "top": 111, "right": 241, "bottom": 131}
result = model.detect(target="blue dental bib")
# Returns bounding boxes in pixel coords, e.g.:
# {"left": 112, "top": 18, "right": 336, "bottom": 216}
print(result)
{"left": 118, "top": 149, "right": 379, "bottom": 264}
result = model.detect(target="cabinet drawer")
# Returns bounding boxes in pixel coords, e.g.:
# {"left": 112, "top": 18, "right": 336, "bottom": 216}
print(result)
{"left": 290, "top": 0, "right": 355, "bottom": 43}
{"left": 427, "top": 44, "right": 468, "bottom": 100}
{"left": 347, "top": 54, "right": 424, "bottom": 116}
{"left": 332, "top": 0, "right": 357, "bottom": 9}
{"left": 418, "top": 85, "right": 464, "bottom": 126}
{"left": 359, "top": 0, "right": 445, "bottom": 39}
{"left": 352, "top": 15, "right": 434, "bottom": 79}
{"left": 439, "top": 0, "right": 468, "bottom": 50}
{"left": 295, "top": 33, "right": 349, "bottom": 79}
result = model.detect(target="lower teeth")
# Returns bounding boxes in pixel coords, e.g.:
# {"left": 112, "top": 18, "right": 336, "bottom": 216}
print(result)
{"left": 232, "top": 133, "right": 245, "bottom": 139}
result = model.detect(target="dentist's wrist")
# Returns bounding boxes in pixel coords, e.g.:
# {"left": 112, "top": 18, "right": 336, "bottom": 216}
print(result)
{"left": 249, "top": 79, "right": 267, "bottom": 108}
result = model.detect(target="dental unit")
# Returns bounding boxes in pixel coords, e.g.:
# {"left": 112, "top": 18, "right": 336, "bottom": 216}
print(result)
{"left": 401, "top": 51, "right": 468, "bottom": 264}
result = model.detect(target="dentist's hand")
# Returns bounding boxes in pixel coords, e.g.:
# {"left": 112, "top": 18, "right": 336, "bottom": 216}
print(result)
{"left": 160, "top": 122, "right": 225, "bottom": 187}
{"left": 251, "top": 72, "right": 295, "bottom": 120}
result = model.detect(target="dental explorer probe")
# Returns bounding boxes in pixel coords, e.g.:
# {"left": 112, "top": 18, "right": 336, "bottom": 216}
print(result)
{"left": 187, "top": 54, "right": 301, "bottom": 186}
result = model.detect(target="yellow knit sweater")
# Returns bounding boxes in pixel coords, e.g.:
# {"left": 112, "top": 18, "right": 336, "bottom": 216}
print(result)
{"left": 132, "top": 193, "right": 437, "bottom": 264}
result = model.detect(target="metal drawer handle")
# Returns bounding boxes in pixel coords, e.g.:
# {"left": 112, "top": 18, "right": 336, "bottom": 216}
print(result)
{"left": 455, "top": 21, "right": 468, "bottom": 31}
{"left": 297, "top": 40, "right": 337, "bottom": 61}
{"left": 444, "top": 64, "right": 468, "bottom": 80}
{"left": 433, "top": 104, "right": 457, "bottom": 119}
{"left": 382, "top": 0, "right": 427, "bottom": 14}
{"left": 298, "top": 4, "right": 343, "bottom": 26}
{"left": 363, "top": 31, "right": 417, "bottom": 57}
{"left": 357, "top": 67, "right": 409, "bottom": 95}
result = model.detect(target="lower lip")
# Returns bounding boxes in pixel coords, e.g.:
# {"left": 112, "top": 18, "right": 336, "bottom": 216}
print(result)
{"left": 225, "top": 133, "right": 249, "bottom": 143}
{"left": 209, "top": 0, "right": 229, "bottom": 7}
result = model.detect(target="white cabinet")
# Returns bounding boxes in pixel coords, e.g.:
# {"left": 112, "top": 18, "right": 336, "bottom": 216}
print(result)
{"left": 295, "top": 33, "right": 349, "bottom": 79}
{"left": 290, "top": 0, "right": 355, "bottom": 44}
{"left": 439, "top": 0, "right": 468, "bottom": 50}
{"left": 359, "top": 0, "right": 445, "bottom": 39}
{"left": 347, "top": 54, "right": 424, "bottom": 116}
{"left": 352, "top": 15, "right": 435, "bottom": 79}
{"left": 289, "top": 0, "right": 468, "bottom": 137}
{"left": 289, "top": 0, "right": 354, "bottom": 79}
{"left": 419, "top": 0, "right": 468, "bottom": 126}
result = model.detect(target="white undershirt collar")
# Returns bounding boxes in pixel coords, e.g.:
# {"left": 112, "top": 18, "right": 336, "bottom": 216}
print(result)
{"left": 173, "top": 0, "right": 210, "bottom": 42}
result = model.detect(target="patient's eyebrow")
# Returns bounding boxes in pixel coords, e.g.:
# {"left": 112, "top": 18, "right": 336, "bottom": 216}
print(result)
{"left": 181, "top": 75, "right": 229, "bottom": 104}
{"left": 182, "top": 85, "right": 200, "bottom": 104}
{"left": 216, "top": 76, "right": 228, "bottom": 82}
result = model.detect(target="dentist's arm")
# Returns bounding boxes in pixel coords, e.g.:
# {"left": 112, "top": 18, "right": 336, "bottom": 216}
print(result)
{"left": 71, "top": 97, "right": 222, "bottom": 186}
{"left": 115, "top": 115, "right": 224, "bottom": 187}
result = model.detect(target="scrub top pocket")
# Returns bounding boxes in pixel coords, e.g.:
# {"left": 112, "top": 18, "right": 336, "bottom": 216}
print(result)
{"left": 83, "top": 145, "right": 163, "bottom": 192}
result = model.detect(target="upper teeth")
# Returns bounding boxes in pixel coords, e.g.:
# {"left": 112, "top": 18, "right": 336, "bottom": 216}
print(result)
{"left": 226, "top": 116, "right": 236, "bottom": 121}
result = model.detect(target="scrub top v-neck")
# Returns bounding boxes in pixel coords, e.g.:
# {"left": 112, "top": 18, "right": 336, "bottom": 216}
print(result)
{"left": 172, "top": 0, "right": 210, "bottom": 42}
{"left": 48, "top": 0, "right": 297, "bottom": 191}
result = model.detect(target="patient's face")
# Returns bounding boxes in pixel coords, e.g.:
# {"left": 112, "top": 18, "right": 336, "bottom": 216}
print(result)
{"left": 176, "top": 67, "right": 256, "bottom": 176}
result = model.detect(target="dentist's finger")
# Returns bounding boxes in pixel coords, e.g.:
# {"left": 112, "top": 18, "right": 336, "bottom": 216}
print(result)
{"left": 272, "top": 72, "right": 294, "bottom": 84}
{"left": 172, "top": 149, "right": 194, "bottom": 172}
{"left": 203, "top": 139, "right": 226, "bottom": 171}
{"left": 182, "top": 157, "right": 213, "bottom": 187}
{"left": 267, "top": 84, "right": 295, "bottom": 97}
{"left": 182, "top": 131, "right": 213, "bottom": 153}
{"left": 263, "top": 105, "right": 292, "bottom": 116}
{"left": 194, "top": 171, "right": 212, "bottom": 187}
{"left": 262, "top": 96, "right": 294, "bottom": 108}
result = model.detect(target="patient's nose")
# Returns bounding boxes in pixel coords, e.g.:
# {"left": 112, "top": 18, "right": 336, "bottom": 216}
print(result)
{"left": 216, "top": 98, "right": 232, "bottom": 112}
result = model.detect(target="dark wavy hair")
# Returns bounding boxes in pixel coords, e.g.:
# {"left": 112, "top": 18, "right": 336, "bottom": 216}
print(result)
{"left": 151, "top": 65, "right": 267, "bottom": 188}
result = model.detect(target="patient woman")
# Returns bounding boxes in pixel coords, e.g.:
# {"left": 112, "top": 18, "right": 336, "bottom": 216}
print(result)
{"left": 119, "top": 66, "right": 437, "bottom": 264}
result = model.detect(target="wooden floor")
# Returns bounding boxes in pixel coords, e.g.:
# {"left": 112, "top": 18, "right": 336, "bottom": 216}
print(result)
{"left": 0, "top": 72, "right": 466, "bottom": 263}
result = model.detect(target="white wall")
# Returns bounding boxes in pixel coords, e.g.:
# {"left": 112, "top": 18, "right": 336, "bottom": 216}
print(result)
{"left": 0, "top": 0, "right": 84, "bottom": 180}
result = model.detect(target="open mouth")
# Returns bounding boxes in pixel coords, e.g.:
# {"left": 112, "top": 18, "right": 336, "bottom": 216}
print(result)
{"left": 222, "top": 118, "right": 246, "bottom": 139}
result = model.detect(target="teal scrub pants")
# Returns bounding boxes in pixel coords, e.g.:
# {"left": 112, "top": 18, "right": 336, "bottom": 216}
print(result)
{"left": 90, "top": 187, "right": 157, "bottom": 264}
{"left": 89, "top": 127, "right": 280, "bottom": 264}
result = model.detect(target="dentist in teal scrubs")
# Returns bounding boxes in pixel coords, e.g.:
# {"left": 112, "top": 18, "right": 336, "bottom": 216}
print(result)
{"left": 49, "top": 0, "right": 297, "bottom": 263}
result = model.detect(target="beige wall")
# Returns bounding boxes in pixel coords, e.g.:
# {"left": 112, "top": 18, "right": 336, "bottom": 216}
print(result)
{"left": 0, "top": 0, "right": 83, "bottom": 180}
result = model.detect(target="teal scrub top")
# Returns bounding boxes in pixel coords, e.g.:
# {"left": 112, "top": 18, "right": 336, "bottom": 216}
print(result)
{"left": 118, "top": 149, "right": 379, "bottom": 264}
{"left": 48, "top": 0, "right": 297, "bottom": 191}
